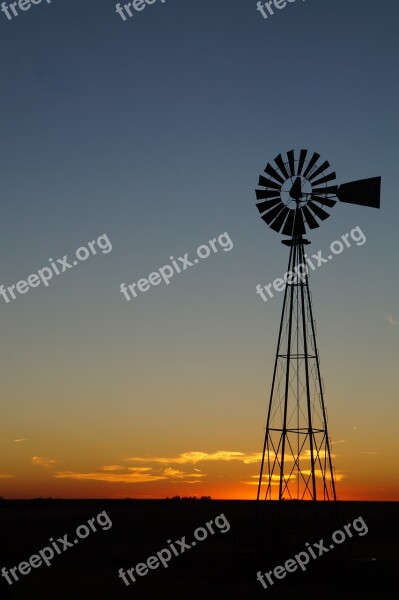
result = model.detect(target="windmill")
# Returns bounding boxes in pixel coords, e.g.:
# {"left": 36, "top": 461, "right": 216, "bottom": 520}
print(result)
{"left": 255, "top": 149, "right": 381, "bottom": 503}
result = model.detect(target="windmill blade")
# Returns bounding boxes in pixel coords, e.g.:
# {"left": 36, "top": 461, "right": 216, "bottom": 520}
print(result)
{"left": 287, "top": 150, "right": 296, "bottom": 177}
{"left": 256, "top": 188, "right": 281, "bottom": 200}
{"left": 302, "top": 205, "right": 320, "bottom": 230}
{"left": 256, "top": 198, "right": 281, "bottom": 214}
{"left": 311, "top": 172, "right": 336, "bottom": 187}
{"left": 261, "top": 203, "right": 285, "bottom": 225}
{"left": 293, "top": 209, "right": 306, "bottom": 235}
{"left": 310, "top": 195, "right": 337, "bottom": 208}
{"left": 265, "top": 163, "right": 285, "bottom": 185}
{"left": 258, "top": 175, "right": 282, "bottom": 191}
{"left": 307, "top": 201, "right": 330, "bottom": 221}
{"left": 312, "top": 185, "right": 338, "bottom": 195}
{"left": 297, "top": 149, "right": 308, "bottom": 176}
{"left": 274, "top": 153, "right": 290, "bottom": 180}
{"left": 307, "top": 160, "right": 330, "bottom": 182}
{"left": 303, "top": 152, "right": 320, "bottom": 178}
{"left": 282, "top": 209, "right": 295, "bottom": 236}
{"left": 337, "top": 177, "right": 381, "bottom": 208}
{"left": 270, "top": 206, "right": 290, "bottom": 232}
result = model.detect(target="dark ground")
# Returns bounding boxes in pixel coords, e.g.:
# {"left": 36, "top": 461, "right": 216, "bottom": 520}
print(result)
{"left": 0, "top": 500, "right": 397, "bottom": 599}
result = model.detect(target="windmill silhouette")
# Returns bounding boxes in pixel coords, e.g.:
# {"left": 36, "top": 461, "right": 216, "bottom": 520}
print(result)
{"left": 255, "top": 150, "right": 381, "bottom": 502}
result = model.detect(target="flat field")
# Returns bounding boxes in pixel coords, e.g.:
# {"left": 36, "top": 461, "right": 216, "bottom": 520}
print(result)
{"left": 0, "top": 500, "right": 396, "bottom": 599}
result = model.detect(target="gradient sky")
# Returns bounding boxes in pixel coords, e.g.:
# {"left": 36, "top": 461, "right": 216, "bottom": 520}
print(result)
{"left": 0, "top": 0, "right": 398, "bottom": 500}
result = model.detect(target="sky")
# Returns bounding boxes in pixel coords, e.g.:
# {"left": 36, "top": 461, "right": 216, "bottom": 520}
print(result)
{"left": 0, "top": 0, "right": 398, "bottom": 501}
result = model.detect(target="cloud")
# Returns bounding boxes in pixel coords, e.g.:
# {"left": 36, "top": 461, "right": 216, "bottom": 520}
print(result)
{"left": 0, "top": 473, "right": 15, "bottom": 479}
{"left": 301, "top": 469, "right": 344, "bottom": 482}
{"left": 101, "top": 465, "right": 125, "bottom": 472}
{"left": 163, "top": 468, "right": 186, "bottom": 477}
{"left": 386, "top": 313, "right": 398, "bottom": 326}
{"left": 242, "top": 474, "right": 292, "bottom": 486}
{"left": 127, "top": 450, "right": 264, "bottom": 465}
{"left": 53, "top": 464, "right": 206, "bottom": 485}
{"left": 54, "top": 470, "right": 167, "bottom": 484}
{"left": 32, "top": 456, "right": 57, "bottom": 468}
{"left": 127, "top": 467, "right": 153, "bottom": 473}
{"left": 13, "top": 439, "right": 28, "bottom": 443}
{"left": 126, "top": 450, "right": 336, "bottom": 471}
{"left": 360, "top": 451, "right": 378, "bottom": 455}
{"left": 162, "top": 467, "right": 205, "bottom": 479}
{"left": 303, "top": 449, "right": 336, "bottom": 460}
{"left": 51, "top": 449, "right": 340, "bottom": 487}
{"left": 184, "top": 480, "right": 204, "bottom": 484}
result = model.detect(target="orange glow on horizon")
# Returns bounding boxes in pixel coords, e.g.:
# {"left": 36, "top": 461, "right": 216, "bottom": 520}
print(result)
{"left": 1, "top": 478, "right": 398, "bottom": 502}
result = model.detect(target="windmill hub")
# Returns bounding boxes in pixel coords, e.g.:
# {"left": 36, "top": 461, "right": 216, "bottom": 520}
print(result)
{"left": 283, "top": 176, "right": 313, "bottom": 208}
{"left": 288, "top": 177, "right": 304, "bottom": 201}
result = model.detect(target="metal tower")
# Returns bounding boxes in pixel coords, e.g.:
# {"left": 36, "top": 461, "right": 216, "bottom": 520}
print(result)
{"left": 256, "top": 232, "right": 336, "bottom": 501}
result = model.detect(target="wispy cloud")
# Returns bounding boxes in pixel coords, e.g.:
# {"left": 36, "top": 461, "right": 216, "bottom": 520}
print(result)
{"left": 303, "top": 449, "right": 337, "bottom": 459}
{"left": 0, "top": 473, "right": 15, "bottom": 479}
{"left": 32, "top": 456, "right": 57, "bottom": 468}
{"left": 360, "top": 451, "right": 378, "bottom": 455}
{"left": 301, "top": 469, "right": 344, "bottom": 482}
{"left": 127, "top": 467, "right": 153, "bottom": 473}
{"left": 242, "top": 474, "right": 292, "bottom": 486}
{"left": 385, "top": 313, "right": 398, "bottom": 326}
{"left": 51, "top": 449, "right": 340, "bottom": 487}
{"left": 126, "top": 450, "right": 336, "bottom": 469}
{"left": 184, "top": 480, "right": 204, "bottom": 484}
{"left": 101, "top": 465, "right": 125, "bottom": 472}
{"left": 127, "top": 450, "right": 263, "bottom": 465}
{"left": 14, "top": 438, "right": 28, "bottom": 443}
{"left": 54, "top": 470, "right": 167, "bottom": 484}
{"left": 53, "top": 464, "right": 206, "bottom": 485}
{"left": 162, "top": 467, "right": 205, "bottom": 479}
{"left": 245, "top": 470, "right": 344, "bottom": 485}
